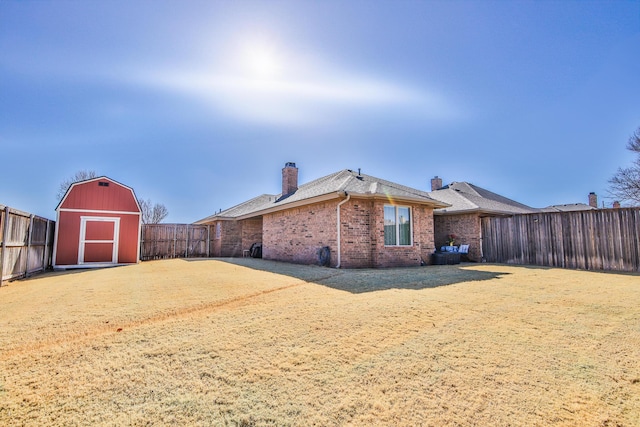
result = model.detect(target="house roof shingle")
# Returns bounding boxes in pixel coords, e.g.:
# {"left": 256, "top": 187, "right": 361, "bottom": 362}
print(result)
{"left": 428, "top": 181, "right": 537, "bottom": 216}
{"left": 194, "top": 169, "right": 448, "bottom": 224}
{"left": 540, "top": 203, "right": 597, "bottom": 212}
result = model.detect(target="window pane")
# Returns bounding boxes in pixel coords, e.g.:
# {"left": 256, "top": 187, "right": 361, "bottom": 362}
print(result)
{"left": 398, "top": 207, "right": 411, "bottom": 245}
{"left": 384, "top": 206, "right": 396, "bottom": 245}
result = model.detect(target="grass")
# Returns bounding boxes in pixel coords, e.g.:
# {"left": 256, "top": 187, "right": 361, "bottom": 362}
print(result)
{"left": 0, "top": 258, "right": 639, "bottom": 426}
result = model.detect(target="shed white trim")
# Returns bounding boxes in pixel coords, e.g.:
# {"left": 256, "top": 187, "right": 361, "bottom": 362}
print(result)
{"left": 78, "top": 216, "right": 120, "bottom": 265}
{"left": 59, "top": 208, "right": 141, "bottom": 216}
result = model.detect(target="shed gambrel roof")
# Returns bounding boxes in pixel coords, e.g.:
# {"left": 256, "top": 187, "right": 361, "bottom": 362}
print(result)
{"left": 427, "top": 182, "right": 537, "bottom": 216}
{"left": 56, "top": 176, "right": 141, "bottom": 213}
{"left": 194, "top": 169, "right": 448, "bottom": 224}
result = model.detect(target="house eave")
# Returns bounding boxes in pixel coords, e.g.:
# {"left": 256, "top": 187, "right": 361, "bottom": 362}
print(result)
{"left": 361, "top": 193, "right": 449, "bottom": 208}
{"left": 196, "top": 189, "right": 449, "bottom": 224}
{"left": 434, "top": 207, "right": 529, "bottom": 217}
{"left": 235, "top": 192, "right": 343, "bottom": 220}
{"left": 193, "top": 215, "right": 236, "bottom": 225}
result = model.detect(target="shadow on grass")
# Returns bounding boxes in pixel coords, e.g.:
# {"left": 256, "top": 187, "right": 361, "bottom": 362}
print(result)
{"left": 211, "top": 258, "right": 510, "bottom": 294}
{"left": 8, "top": 264, "right": 125, "bottom": 284}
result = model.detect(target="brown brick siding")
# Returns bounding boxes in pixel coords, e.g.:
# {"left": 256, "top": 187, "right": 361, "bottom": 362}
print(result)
{"left": 220, "top": 221, "right": 242, "bottom": 257}
{"left": 365, "top": 200, "right": 435, "bottom": 268}
{"left": 217, "top": 198, "right": 438, "bottom": 268}
{"left": 209, "top": 222, "right": 221, "bottom": 257}
{"left": 241, "top": 218, "right": 263, "bottom": 252}
{"left": 209, "top": 219, "right": 263, "bottom": 257}
{"left": 263, "top": 201, "right": 338, "bottom": 266}
{"left": 434, "top": 213, "right": 482, "bottom": 261}
{"left": 339, "top": 199, "right": 375, "bottom": 268}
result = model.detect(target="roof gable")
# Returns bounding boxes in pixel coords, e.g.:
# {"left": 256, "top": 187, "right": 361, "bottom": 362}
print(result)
{"left": 57, "top": 176, "right": 141, "bottom": 213}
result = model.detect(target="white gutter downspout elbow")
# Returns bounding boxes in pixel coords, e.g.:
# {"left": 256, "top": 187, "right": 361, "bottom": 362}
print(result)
{"left": 336, "top": 191, "right": 350, "bottom": 268}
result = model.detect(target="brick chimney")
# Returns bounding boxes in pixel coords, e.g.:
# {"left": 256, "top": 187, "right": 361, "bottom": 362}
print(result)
{"left": 588, "top": 192, "right": 598, "bottom": 208}
{"left": 613, "top": 201, "right": 621, "bottom": 209}
{"left": 431, "top": 176, "right": 443, "bottom": 191}
{"left": 282, "top": 162, "right": 298, "bottom": 196}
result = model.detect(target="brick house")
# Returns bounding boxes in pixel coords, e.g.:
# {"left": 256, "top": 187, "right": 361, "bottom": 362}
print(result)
{"left": 427, "top": 176, "right": 537, "bottom": 262}
{"left": 195, "top": 163, "right": 448, "bottom": 268}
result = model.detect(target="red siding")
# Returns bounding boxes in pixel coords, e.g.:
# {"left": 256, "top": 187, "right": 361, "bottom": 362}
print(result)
{"left": 83, "top": 243, "right": 114, "bottom": 263}
{"left": 55, "top": 212, "right": 81, "bottom": 265}
{"left": 54, "top": 211, "right": 140, "bottom": 266}
{"left": 60, "top": 179, "right": 140, "bottom": 212}
{"left": 85, "top": 221, "right": 115, "bottom": 240}
{"left": 54, "top": 177, "right": 141, "bottom": 267}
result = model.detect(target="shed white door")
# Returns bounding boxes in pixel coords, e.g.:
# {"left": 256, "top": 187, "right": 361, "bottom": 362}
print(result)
{"left": 78, "top": 217, "right": 120, "bottom": 264}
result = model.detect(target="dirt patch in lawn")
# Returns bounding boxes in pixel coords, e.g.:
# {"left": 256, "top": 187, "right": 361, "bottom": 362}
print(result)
{"left": 0, "top": 259, "right": 639, "bottom": 426}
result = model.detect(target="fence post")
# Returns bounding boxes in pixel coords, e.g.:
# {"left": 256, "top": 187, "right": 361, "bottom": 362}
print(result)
{"left": 207, "top": 225, "right": 211, "bottom": 258}
{"left": 24, "top": 214, "right": 34, "bottom": 278}
{"left": 173, "top": 224, "right": 177, "bottom": 259}
{"left": 42, "top": 220, "right": 52, "bottom": 273}
{"left": 185, "top": 224, "right": 190, "bottom": 258}
{"left": 0, "top": 206, "right": 9, "bottom": 286}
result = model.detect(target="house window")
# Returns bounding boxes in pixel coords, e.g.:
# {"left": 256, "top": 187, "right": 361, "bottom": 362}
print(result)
{"left": 384, "top": 205, "right": 412, "bottom": 246}
{"left": 215, "top": 223, "right": 221, "bottom": 239}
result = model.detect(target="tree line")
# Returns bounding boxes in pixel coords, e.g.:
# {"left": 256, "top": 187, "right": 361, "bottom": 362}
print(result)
{"left": 608, "top": 127, "right": 640, "bottom": 207}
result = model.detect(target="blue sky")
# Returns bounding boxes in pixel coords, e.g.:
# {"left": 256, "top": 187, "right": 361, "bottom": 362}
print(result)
{"left": 1, "top": 0, "right": 639, "bottom": 222}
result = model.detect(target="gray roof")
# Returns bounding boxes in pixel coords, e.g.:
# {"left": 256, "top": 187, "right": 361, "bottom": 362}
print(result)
{"left": 195, "top": 169, "right": 448, "bottom": 224}
{"left": 428, "top": 182, "right": 537, "bottom": 216}
{"left": 540, "top": 203, "right": 597, "bottom": 212}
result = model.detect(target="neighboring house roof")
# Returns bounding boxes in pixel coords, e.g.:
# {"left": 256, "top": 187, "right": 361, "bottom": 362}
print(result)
{"left": 428, "top": 181, "right": 537, "bottom": 216}
{"left": 196, "top": 194, "right": 277, "bottom": 222}
{"left": 194, "top": 169, "right": 448, "bottom": 224}
{"left": 540, "top": 203, "right": 597, "bottom": 212}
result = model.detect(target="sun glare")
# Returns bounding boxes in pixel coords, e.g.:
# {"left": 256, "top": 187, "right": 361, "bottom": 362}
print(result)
{"left": 240, "top": 41, "right": 282, "bottom": 78}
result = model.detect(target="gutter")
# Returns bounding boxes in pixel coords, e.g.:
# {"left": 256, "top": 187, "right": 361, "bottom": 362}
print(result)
{"left": 434, "top": 207, "right": 534, "bottom": 217}
{"left": 335, "top": 191, "right": 350, "bottom": 269}
{"left": 223, "top": 192, "right": 342, "bottom": 222}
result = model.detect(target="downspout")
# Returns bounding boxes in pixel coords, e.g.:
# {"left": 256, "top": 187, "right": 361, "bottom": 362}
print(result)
{"left": 336, "top": 191, "right": 350, "bottom": 268}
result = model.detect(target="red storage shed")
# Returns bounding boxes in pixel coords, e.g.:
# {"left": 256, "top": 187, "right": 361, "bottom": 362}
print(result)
{"left": 53, "top": 176, "right": 142, "bottom": 269}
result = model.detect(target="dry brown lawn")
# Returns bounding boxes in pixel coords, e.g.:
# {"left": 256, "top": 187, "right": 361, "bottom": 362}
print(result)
{"left": 0, "top": 259, "right": 639, "bottom": 426}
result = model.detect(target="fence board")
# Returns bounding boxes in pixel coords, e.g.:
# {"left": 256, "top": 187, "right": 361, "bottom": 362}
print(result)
{"left": 140, "top": 224, "right": 211, "bottom": 260}
{"left": 482, "top": 208, "right": 640, "bottom": 273}
{"left": 0, "top": 205, "right": 55, "bottom": 284}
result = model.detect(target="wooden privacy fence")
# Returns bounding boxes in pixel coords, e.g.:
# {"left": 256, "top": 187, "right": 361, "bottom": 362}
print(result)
{"left": 140, "top": 224, "right": 211, "bottom": 260}
{"left": 481, "top": 208, "right": 640, "bottom": 272}
{"left": 0, "top": 205, "right": 55, "bottom": 284}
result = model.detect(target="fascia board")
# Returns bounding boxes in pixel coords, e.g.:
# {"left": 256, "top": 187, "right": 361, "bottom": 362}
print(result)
{"left": 433, "top": 208, "right": 482, "bottom": 216}
{"left": 234, "top": 192, "right": 342, "bottom": 220}
{"left": 201, "top": 191, "right": 450, "bottom": 223}
{"left": 193, "top": 216, "right": 235, "bottom": 225}
{"left": 363, "top": 193, "right": 450, "bottom": 209}
{"left": 435, "top": 208, "right": 523, "bottom": 217}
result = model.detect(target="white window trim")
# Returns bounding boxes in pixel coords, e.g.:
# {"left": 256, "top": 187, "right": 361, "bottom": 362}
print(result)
{"left": 384, "top": 205, "right": 413, "bottom": 247}
{"left": 78, "top": 216, "right": 120, "bottom": 264}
